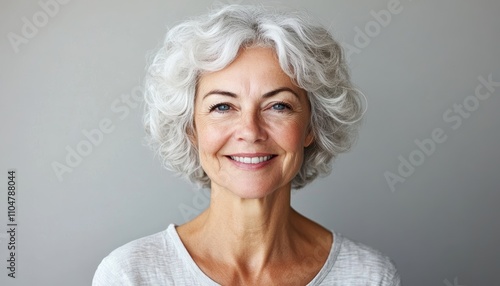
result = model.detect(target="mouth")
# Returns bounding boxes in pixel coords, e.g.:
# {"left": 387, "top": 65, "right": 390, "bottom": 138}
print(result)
{"left": 228, "top": 155, "right": 275, "bottom": 164}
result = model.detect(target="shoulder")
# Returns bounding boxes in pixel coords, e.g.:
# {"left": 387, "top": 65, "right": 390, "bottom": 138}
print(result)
{"left": 336, "top": 233, "right": 398, "bottom": 272}
{"left": 92, "top": 225, "right": 178, "bottom": 286}
{"left": 320, "top": 232, "right": 401, "bottom": 286}
{"left": 107, "top": 228, "right": 171, "bottom": 261}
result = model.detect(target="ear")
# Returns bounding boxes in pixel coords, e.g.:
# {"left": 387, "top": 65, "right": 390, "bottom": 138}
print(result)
{"left": 304, "top": 129, "right": 314, "bottom": 148}
{"left": 187, "top": 124, "right": 198, "bottom": 148}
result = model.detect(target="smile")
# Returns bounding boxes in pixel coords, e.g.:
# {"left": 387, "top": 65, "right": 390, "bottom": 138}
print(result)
{"left": 229, "top": 156, "right": 274, "bottom": 164}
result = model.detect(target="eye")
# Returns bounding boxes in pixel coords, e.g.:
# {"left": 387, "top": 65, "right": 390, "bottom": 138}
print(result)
{"left": 272, "top": 102, "right": 291, "bottom": 111}
{"left": 209, "top": 103, "right": 231, "bottom": 113}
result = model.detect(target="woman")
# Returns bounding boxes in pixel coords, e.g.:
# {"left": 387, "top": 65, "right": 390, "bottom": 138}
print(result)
{"left": 94, "top": 4, "right": 401, "bottom": 285}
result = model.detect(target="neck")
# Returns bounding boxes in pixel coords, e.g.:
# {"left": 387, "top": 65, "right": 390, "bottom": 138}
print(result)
{"left": 193, "top": 183, "right": 297, "bottom": 268}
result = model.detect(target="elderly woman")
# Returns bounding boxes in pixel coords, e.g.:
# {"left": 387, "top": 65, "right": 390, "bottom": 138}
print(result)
{"left": 94, "top": 4, "right": 401, "bottom": 286}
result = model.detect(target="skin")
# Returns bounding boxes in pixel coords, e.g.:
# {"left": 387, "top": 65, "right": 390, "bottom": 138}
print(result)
{"left": 177, "top": 47, "right": 333, "bottom": 285}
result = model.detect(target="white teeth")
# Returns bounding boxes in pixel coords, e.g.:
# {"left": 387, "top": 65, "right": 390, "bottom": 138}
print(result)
{"left": 230, "top": 156, "right": 272, "bottom": 164}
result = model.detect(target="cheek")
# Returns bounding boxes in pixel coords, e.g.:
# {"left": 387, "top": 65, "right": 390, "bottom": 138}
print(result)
{"left": 195, "top": 120, "right": 228, "bottom": 156}
{"left": 271, "top": 120, "right": 310, "bottom": 151}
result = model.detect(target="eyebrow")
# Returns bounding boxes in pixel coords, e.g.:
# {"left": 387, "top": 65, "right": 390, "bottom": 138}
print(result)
{"left": 202, "top": 87, "right": 300, "bottom": 100}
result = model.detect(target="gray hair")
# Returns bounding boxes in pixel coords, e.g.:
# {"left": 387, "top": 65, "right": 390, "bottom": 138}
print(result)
{"left": 144, "top": 4, "right": 365, "bottom": 189}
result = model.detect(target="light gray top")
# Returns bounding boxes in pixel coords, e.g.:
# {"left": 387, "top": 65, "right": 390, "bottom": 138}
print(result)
{"left": 93, "top": 224, "right": 401, "bottom": 285}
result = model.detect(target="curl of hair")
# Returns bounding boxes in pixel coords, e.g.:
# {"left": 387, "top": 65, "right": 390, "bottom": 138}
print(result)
{"left": 144, "top": 4, "right": 365, "bottom": 189}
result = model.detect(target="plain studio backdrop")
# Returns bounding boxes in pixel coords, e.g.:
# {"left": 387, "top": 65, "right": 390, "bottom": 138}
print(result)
{"left": 1, "top": 0, "right": 499, "bottom": 285}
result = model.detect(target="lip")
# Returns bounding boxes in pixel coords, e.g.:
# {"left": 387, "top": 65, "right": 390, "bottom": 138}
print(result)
{"left": 225, "top": 153, "right": 277, "bottom": 170}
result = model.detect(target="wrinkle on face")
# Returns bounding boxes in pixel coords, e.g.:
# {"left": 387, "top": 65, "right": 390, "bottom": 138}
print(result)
{"left": 193, "top": 47, "right": 313, "bottom": 198}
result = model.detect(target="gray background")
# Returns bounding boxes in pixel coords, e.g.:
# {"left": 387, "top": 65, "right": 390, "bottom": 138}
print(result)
{"left": 1, "top": 0, "right": 499, "bottom": 285}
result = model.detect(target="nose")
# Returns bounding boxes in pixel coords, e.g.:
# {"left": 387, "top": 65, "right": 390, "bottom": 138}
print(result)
{"left": 235, "top": 110, "right": 268, "bottom": 143}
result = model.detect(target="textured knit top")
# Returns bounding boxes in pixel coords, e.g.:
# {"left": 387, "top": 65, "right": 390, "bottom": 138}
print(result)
{"left": 93, "top": 224, "right": 401, "bottom": 285}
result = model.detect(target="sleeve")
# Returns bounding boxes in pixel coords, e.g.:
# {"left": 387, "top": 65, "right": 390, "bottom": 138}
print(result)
{"left": 388, "top": 264, "right": 402, "bottom": 286}
{"left": 371, "top": 255, "right": 402, "bottom": 286}
{"left": 328, "top": 234, "right": 403, "bottom": 286}
{"left": 92, "top": 255, "right": 134, "bottom": 286}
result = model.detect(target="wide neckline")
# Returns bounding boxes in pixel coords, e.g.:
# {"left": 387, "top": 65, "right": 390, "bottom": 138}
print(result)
{"left": 166, "top": 223, "right": 342, "bottom": 285}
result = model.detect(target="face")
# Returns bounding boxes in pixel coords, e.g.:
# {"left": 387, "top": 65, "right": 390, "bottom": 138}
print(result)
{"left": 193, "top": 47, "right": 314, "bottom": 199}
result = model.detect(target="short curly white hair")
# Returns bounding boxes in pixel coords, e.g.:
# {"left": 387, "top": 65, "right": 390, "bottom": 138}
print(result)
{"left": 144, "top": 4, "right": 365, "bottom": 189}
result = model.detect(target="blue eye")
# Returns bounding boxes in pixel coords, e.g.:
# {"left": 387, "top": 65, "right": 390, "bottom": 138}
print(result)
{"left": 209, "top": 103, "right": 230, "bottom": 112}
{"left": 272, "top": 102, "right": 290, "bottom": 111}
{"left": 216, "top": 104, "right": 230, "bottom": 111}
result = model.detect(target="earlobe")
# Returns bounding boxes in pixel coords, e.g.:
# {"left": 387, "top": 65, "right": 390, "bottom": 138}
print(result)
{"left": 189, "top": 134, "right": 197, "bottom": 147}
{"left": 304, "top": 131, "right": 314, "bottom": 147}
{"left": 187, "top": 125, "right": 198, "bottom": 148}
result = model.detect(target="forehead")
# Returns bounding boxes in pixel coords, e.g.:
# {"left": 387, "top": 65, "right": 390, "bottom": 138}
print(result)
{"left": 197, "top": 47, "right": 303, "bottom": 97}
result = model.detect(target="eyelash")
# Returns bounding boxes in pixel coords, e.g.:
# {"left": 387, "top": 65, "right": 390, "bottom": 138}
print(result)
{"left": 208, "top": 101, "right": 293, "bottom": 113}
{"left": 208, "top": 103, "right": 231, "bottom": 113}
{"left": 272, "top": 101, "right": 292, "bottom": 112}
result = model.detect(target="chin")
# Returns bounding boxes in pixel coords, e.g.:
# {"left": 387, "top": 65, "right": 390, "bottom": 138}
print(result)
{"left": 235, "top": 190, "right": 273, "bottom": 200}
{"left": 213, "top": 180, "right": 290, "bottom": 200}
{"left": 233, "top": 186, "right": 275, "bottom": 199}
